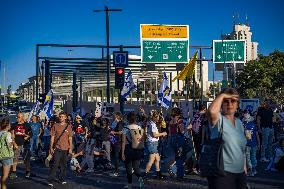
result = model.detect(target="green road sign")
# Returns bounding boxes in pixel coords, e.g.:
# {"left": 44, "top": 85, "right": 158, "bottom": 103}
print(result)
{"left": 142, "top": 40, "right": 188, "bottom": 63}
{"left": 221, "top": 79, "right": 228, "bottom": 89}
{"left": 213, "top": 40, "right": 246, "bottom": 63}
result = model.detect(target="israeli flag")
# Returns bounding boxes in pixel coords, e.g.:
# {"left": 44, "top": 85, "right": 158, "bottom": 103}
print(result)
{"left": 42, "top": 90, "right": 54, "bottom": 120}
{"left": 121, "top": 70, "right": 136, "bottom": 101}
{"left": 158, "top": 72, "right": 171, "bottom": 109}
{"left": 28, "top": 100, "right": 40, "bottom": 121}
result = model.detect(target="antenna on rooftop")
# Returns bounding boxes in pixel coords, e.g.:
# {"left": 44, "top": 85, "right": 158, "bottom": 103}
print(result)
{"left": 245, "top": 14, "right": 250, "bottom": 26}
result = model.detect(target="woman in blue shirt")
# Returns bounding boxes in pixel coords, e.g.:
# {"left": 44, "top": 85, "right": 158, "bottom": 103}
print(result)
{"left": 207, "top": 88, "right": 247, "bottom": 189}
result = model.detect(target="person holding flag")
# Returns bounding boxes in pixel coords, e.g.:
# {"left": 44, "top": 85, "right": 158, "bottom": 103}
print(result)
{"left": 158, "top": 72, "right": 171, "bottom": 109}
{"left": 28, "top": 100, "right": 40, "bottom": 122}
{"left": 121, "top": 70, "right": 136, "bottom": 101}
{"left": 42, "top": 90, "right": 54, "bottom": 121}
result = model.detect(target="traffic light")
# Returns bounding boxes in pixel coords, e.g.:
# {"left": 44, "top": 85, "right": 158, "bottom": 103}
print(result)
{"left": 115, "top": 67, "right": 125, "bottom": 89}
{"left": 39, "top": 93, "right": 46, "bottom": 103}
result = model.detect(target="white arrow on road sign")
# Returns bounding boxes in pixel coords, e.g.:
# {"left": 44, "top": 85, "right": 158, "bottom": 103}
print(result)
{"left": 178, "top": 55, "right": 182, "bottom": 59}
{"left": 117, "top": 55, "right": 124, "bottom": 64}
{"left": 217, "top": 55, "right": 221, "bottom": 59}
{"left": 148, "top": 55, "right": 153, "bottom": 59}
{"left": 238, "top": 55, "right": 242, "bottom": 60}
{"left": 113, "top": 51, "right": 128, "bottom": 67}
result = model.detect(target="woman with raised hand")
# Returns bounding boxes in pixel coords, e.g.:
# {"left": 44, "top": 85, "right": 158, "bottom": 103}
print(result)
{"left": 207, "top": 88, "right": 247, "bottom": 189}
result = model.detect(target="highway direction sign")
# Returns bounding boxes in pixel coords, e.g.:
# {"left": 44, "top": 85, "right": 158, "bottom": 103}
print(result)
{"left": 141, "top": 24, "right": 189, "bottom": 63}
{"left": 142, "top": 40, "right": 188, "bottom": 62}
{"left": 213, "top": 40, "right": 246, "bottom": 63}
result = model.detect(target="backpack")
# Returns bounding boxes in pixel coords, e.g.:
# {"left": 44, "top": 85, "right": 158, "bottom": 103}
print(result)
{"left": 0, "top": 132, "right": 14, "bottom": 160}
{"left": 126, "top": 124, "right": 145, "bottom": 150}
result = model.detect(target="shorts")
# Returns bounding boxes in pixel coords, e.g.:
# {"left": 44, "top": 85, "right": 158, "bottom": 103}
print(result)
{"left": 0, "top": 158, "right": 13, "bottom": 166}
{"left": 146, "top": 141, "right": 159, "bottom": 154}
{"left": 13, "top": 145, "right": 23, "bottom": 163}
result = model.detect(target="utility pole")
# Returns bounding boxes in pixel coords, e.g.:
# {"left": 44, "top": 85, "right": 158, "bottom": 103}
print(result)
{"left": 94, "top": 6, "right": 122, "bottom": 103}
{"left": 213, "top": 63, "right": 216, "bottom": 99}
{"left": 0, "top": 60, "right": 3, "bottom": 111}
{"left": 3, "top": 62, "right": 5, "bottom": 107}
{"left": 36, "top": 45, "right": 39, "bottom": 101}
{"left": 199, "top": 48, "right": 203, "bottom": 105}
{"left": 221, "top": 31, "right": 228, "bottom": 89}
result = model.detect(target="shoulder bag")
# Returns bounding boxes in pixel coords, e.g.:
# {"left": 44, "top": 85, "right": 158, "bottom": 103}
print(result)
{"left": 199, "top": 117, "right": 226, "bottom": 177}
{"left": 45, "top": 124, "right": 69, "bottom": 167}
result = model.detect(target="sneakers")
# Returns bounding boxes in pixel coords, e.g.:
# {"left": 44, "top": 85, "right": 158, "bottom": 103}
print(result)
{"left": 47, "top": 179, "right": 55, "bottom": 187}
{"left": 61, "top": 181, "right": 67, "bottom": 185}
{"left": 143, "top": 172, "right": 150, "bottom": 180}
{"left": 260, "top": 158, "right": 270, "bottom": 162}
{"left": 47, "top": 182, "right": 54, "bottom": 187}
{"left": 192, "top": 169, "right": 200, "bottom": 175}
{"left": 9, "top": 172, "right": 17, "bottom": 180}
{"left": 109, "top": 172, "right": 119, "bottom": 177}
{"left": 156, "top": 171, "right": 165, "bottom": 179}
{"left": 253, "top": 167, "right": 257, "bottom": 175}
{"left": 85, "top": 168, "right": 94, "bottom": 173}
{"left": 25, "top": 171, "right": 30, "bottom": 178}
{"left": 59, "top": 179, "right": 67, "bottom": 185}
{"left": 58, "top": 178, "right": 67, "bottom": 185}
{"left": 25, "top": 171, "right": 36, "bottom": 178}
{"left": 48, "top": 179, "right": 66, "bottom": 186}
{"left": 123, "top": 184, "right": 132, "bottom": 189}
{"left": 138, "top": 177, "right": 144, "bottom": 189}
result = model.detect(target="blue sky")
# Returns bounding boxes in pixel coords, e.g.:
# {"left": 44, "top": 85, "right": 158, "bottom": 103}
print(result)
{"left": 0, "top": 0, "right": 284, "bottom": 90}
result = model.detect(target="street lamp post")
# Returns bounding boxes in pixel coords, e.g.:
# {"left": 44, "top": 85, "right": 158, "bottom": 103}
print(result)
{"left": 94, "top": 6, "right": 122, "bottom": 103}
{"left": 3, "top": 61, "right": 6, "bottom": 108}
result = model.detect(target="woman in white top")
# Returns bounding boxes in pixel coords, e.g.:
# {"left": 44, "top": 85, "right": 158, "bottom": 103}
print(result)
{"left": 144, "top": 110, "right": 167, "bottom": 179}
{"left": 0, "top": 118, "right": 14, "bottom": 189}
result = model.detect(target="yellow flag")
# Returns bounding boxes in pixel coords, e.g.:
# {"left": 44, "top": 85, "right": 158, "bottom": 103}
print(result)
{"left": 172, "top": 51, "right": 198, "bottom": 82}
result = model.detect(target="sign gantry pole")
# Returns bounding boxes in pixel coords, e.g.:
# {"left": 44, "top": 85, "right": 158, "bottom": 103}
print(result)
{"left": 94, "top": 6, "right": 122, "bottom": 103}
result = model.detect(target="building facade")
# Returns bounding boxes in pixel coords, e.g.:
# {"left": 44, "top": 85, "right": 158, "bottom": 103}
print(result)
{"left": 17, "top": 76, "right": 43, "bottom": 103}
{"left": 222, "top": 23, "right": 258, "bottom": 62}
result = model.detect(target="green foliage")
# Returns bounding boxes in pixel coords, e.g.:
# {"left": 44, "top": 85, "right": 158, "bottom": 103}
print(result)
{"left": 207, "top": 82, "right": 221, "bottom": 98}
{"left": 236, "top": 51, "right": 284, "bottom": 104}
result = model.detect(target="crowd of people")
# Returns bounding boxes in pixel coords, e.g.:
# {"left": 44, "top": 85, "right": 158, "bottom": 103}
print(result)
{"left": 0, "top": 88, "right": 284, "bottom": 189}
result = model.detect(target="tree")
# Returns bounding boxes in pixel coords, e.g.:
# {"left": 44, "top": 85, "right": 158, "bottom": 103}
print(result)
{"left": 7, "top": 85, "right": 12, "bottom": 95}
{"left": 236, "top": 50, "right": 284, "bottom": 104}
{"left": 207, "top": 82, "right": 221, "bottom": 98}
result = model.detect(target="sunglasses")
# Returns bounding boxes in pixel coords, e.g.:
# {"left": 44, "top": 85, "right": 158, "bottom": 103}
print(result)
{"left": 223, "top": 98, "right": 239, "bottom": 104}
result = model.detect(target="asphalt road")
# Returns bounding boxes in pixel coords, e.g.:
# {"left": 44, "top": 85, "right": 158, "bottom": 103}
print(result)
{"left": 4, "top": 158, "right": 284, "bottom": 189}
{"left": 6, "top": 137, "right": 284, "bottom": 189}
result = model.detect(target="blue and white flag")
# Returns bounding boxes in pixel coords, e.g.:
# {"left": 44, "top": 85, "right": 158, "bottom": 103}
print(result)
{"left": 158, "top": 72, "right": 171, "bottom": 109}
{"left": 42, "top": 90, "right": 54, "bottom": 120}
{"left": 121, "top": 70, "right": 136, "bottom": 101}
{"left": 28, "top": 100, "right": 40, "bottom": 121}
